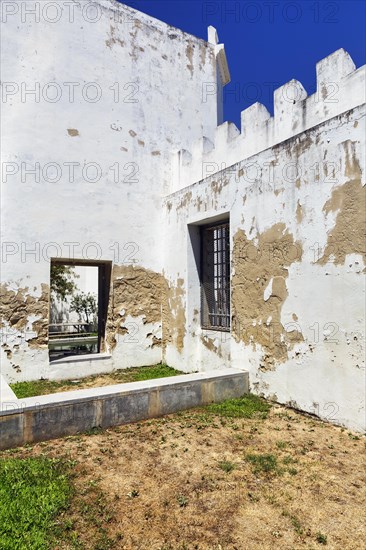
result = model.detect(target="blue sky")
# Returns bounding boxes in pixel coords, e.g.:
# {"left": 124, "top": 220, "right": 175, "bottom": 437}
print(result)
{"left": 120, "top": 0, "right": 366, "bottom": 128}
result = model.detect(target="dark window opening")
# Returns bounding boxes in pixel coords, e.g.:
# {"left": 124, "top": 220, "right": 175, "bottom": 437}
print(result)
{"left": 201, "top": 221, "right": 230, "bottom": 331}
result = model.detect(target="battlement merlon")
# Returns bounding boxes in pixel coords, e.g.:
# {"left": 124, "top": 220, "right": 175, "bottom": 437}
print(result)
{"left": 172, "top": 48, "right": 365, "bottom": 190}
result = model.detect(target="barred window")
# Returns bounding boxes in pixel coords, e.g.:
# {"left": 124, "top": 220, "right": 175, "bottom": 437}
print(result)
{"left": 201, "top": 221, "right": 230, "bottom": 330}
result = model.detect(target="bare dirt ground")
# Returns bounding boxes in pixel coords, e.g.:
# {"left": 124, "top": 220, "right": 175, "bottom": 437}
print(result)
{"left": 1, "top": 402, "right": 365, "bottom": 550}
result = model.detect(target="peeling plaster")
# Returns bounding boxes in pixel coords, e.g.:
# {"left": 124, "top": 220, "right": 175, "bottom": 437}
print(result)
{"left": 106, "top": 266, "right": 186, "bottom": 355}
{"left": 0, "top": 283, "right": 49, "bottom": 349}
{"left": 319, "top": 142, "right": 365, "bottom": 266}
{"left": 232, "top": 224, "right": 304, "bottom": 370}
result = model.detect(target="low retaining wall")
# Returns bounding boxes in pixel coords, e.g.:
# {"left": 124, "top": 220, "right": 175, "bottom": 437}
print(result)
{"left": 0, "top": 369, "right": 248, "bottom": 450}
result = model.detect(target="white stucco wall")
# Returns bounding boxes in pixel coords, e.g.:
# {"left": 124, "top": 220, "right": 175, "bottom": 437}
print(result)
{"left": 1, "top": 0, "right": 223, "bottom": 380}
{"left": 1, "top": 2, "right": 364, "bottom": 432}
{"left": 164, "top": 49, "right": 365, "bottom": 431}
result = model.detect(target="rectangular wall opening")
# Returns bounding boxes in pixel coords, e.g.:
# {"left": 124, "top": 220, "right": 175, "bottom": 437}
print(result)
{"left": 201, "top": 221, "right": 230, "bottom": 331}
{"left": 49, "top": 260, "right": 111, "bottom": 361}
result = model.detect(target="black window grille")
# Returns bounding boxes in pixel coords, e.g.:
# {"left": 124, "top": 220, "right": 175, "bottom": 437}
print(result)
{"left": 201, "top": 222, "right": 230, "bottom": 330}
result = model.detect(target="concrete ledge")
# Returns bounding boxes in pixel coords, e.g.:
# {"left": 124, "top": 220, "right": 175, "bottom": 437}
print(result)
{"left": 0, "top": 369, "right": 248, "bottom": 450}
{"left": 50, "top": 353, "right": 112, "bottom": 365}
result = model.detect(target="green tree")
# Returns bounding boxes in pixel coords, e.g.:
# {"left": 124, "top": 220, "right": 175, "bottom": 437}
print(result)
{"left": 70, "top": 292, "right": 97, "bottom": 325}
{"left": 50, "top": 265, "right": 79, "bottom": 301}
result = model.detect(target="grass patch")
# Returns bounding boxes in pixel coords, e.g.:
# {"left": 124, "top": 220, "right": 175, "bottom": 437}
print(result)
{"left": 246, "top": 453, "right": 278, "bottom": 474}
{"left": 10, "top": 364, "right": 181, "bottom": 398}
{"left": 316, "top": 532, "right": 328, "bottom": 545}
{"left": 124, "top": 364, "right": 179, "bottom": 382}
{"left": 176, "top": 495, "right": 188, "bottom": 508}
{"left": 10, "top": 379, "right": 73, "bottom": 399}
{"left": 281, "top": 510, "right": 304, "bottom": 535}
{"left": 218, "top": 460, "right": 236, "bottom": 473}
{"left": 205, "top": 394, "right": 271, "bottom": 419}
{"left": 0, "top": 457, "right": 72, "bottom": 549}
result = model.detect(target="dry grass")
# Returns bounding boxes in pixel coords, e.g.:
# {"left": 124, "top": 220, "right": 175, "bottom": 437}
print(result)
{"left": 1, "top": 402, "right": 365, "bottom": 549}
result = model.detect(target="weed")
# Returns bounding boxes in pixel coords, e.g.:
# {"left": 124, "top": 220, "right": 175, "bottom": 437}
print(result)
{"left": 206, "top": 394, "right": 271, "bottom": 419}
{"left": 348, "top": 433, "right": 360, "bottom": 440}
{"left": 291, "top": 516, "right": 303, "bottom": 535}
{"left": 127, "top": 489, "right": 139, "bottom": 498}
{"left": 218, "top": 460, "right": 235, "bottom": 473}
{"left": 246, "top": 453, "right": 278, "bottom": 474}
{"left": 125, "top": 364, "right": 181, "bottom": 381}
{"left": 93, "top": 528, "right": 116, "bottom": 550}
{"left": 282, "top": 510, "right": 304, "bottom": 535}
{"left": 177, "top": 495, "right": 188, "bottom": 507}
{"left": 316, "top": 532, "right": 328, "bottom": 545}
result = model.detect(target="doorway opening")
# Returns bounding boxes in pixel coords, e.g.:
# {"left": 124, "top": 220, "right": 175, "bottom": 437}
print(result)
{"left": 49, "top": 260, "right": 111, "bottom": 361}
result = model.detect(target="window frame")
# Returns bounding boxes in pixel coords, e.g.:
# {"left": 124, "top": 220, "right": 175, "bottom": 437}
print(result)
{"left": 200, "top": 220, "right": 230, "bottom": 332}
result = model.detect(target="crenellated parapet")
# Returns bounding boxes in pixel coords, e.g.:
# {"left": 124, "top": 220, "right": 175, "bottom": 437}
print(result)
{"left": 172, "top": 48, "right": 365, "bottom": 191}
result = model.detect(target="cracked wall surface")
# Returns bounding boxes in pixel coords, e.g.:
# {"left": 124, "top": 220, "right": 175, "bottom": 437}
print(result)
{"left": 1, "top": 284, "right": 49, "bottom": 347}
{"left": 0, "top": 284, "right": 50, "bottom": 378}
{"left": 105, "top": 265, "right": 186, "bottom": 364}
{"left": 164, "top": 103, "right": 365, "bottom": 431}
{"left": 232, "top": 224, "right": 304, "bottom": 371}
{"left": 318, "top": 141, "right": 365, "bottom": 266}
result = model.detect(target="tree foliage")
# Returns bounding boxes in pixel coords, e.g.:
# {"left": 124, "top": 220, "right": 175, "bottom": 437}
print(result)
{"left": 50, "top": 265, "right": 79, "bottom": 301}
{"left": 70, "top": 292, "right": 98, "bottom": 325}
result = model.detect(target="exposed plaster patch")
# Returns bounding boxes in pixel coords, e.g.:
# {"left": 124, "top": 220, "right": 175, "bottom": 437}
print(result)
{"left": 232, "top": 223, "right": 303, "bottom": 370}
{"left": 162, "top": 277, "right": 186, "bottom": 354}
{"left": 106, "top": 265, "right": 162, "bottom": 351}
{"left": 318, "top": 141, "right": 365, "bottom": 266}
{"left": 0, "top": 283, "right": 49, "bottom": 349}
{"left": 106, "top": 266, "right": 186, "bottom": 355}
{"left": 194, "top": 196, "right": 204, "bottom": 211}
{"left": 151, "top": 335, "right": 162, "bottom": 348}
{"left": 200, "top": 333, "right": 223, "bottom": 358}
{"left": 211, "top": 178, "right": 229, "bottom": 195}
{"left": 199, "top": 43, "right": 207, "bottom": 70}
{"left": 283, "top": 133, "right": 313, "bottom": 160}
{"left": 186, "top": 43, "right": 194, "bottom": 76}
{"left": 106, "top": 25, "right": 125, "bottom": 49}
{"left": 296, "top": 200, "right": 303, "bottom": 223}
{"left": 176, "top": 191, "right": 193, "bottom": 211}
